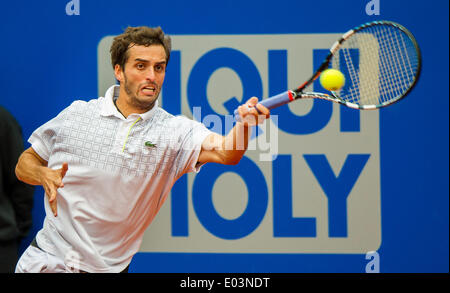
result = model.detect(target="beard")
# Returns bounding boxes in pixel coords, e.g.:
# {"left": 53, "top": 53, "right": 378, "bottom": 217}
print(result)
{"left": 123, "top": 73, "right": 160, "bottom": 111}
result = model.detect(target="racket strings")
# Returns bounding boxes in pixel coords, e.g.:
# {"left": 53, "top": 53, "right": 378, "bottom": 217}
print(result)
{"left": 379, "top": 27, "right": 412, "bottom": 100}
{"left": 332, "top": 24, "right": 419, "bottom": 106}
{"left": 365, "top": 25, "right": 416, "bottom": 104}
{"left": 374, "top": 28, "right": 404, "bottom": 102}
{"left": 340, "top": 47, "right": 361, "bottom": 103}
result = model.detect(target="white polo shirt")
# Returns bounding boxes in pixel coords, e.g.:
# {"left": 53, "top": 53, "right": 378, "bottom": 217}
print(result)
{"left": 29, "top": 85, "right": 212, "bottom": 272}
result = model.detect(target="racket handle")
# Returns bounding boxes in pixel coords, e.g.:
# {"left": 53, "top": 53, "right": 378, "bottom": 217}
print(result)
{"left": 234, "top": 91, "right": 293, "bottom": 122}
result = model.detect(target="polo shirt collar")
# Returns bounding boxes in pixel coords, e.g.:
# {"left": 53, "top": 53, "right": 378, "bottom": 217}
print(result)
{"left": 100, "top": 85, "right": 159, "bottom": 121}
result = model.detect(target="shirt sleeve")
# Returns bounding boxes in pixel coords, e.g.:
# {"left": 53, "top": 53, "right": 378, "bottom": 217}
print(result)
{"left": 27, "top": 105, "right": 71, "bottom": 161}
{"left": 174, "top": 117, "right": 212, "bottom": 176}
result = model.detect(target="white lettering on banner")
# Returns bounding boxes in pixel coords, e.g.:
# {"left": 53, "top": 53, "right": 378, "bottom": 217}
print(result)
{"left": 65, "top": 0, "right": 80, "bottom": 16}
{"left": 97, "top": 34, "right": 381, "bottom": 253}
{"left": 366, "top": 0, "right": 381, "bottom": 16}
{"left": 365, "top": 251, "right": 380, "bottom": 273}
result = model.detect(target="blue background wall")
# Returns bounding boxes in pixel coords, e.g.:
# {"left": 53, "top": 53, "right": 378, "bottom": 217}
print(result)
{"left": 0, "top": 0, "right": 448, "bottom": 273}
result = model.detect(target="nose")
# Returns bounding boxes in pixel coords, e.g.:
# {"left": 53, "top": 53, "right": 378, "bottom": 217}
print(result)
{"left": 146, "top": 67, "right": 156, "bottom": 82}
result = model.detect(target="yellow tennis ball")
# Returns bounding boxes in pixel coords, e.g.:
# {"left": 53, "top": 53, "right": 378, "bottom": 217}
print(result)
{"left": 320, "top": 69, "right": 345, "bottom": 91}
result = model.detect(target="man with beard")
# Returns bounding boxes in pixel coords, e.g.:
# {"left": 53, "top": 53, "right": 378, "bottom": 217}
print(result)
{"left": 14, "top": 26, "right": 269, "bottom": 273}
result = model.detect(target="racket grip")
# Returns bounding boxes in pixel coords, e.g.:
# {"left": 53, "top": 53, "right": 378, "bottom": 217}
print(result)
{"left": 234, "top": 91, "right": 293, "bottom": 122}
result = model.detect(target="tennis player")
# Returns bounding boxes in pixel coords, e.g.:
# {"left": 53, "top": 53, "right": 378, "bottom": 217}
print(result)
{"left": 14, "top": 26, "right": 269, "bottom": 273}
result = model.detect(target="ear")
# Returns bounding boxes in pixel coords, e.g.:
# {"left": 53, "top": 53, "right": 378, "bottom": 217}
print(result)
{"left": 114, "top": 64, "right": 124, "bottom": 83}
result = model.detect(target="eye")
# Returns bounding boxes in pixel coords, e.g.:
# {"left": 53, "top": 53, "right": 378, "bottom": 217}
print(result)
{"left": 136, "top": 63, "right": 145, "bottom": 70}
{"left": 155, "top": 64, "right": 165, "bottom": 72}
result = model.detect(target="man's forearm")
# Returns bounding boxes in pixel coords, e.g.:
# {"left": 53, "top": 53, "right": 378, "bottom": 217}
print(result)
{"left": 220, "top": 122, "right": 251, "bottom": 165}
{"left": 15, "top": 148, "right": 48, "bottom": 186}
{"left": 16, "top": 148, "right": 67, "bottom": 217}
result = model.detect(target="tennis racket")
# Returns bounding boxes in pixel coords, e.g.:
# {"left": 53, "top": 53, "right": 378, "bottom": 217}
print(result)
{"left": 234, "top": 20, "right": 421, "bottom": 121}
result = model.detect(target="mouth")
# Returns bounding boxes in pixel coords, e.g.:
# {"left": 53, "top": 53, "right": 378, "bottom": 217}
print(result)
{"left": 141, "top": 85, "right": 157, "bottom": 96}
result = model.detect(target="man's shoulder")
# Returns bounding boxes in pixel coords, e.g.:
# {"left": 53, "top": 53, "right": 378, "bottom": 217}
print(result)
{"left": 71, "top": 97, "right": 103, "bottom": 108}
{"left": 155, "top": 110, "right": 201, "bottom": 128}
{"left": 63, "top": 97, "right": 103, "bottom": 114}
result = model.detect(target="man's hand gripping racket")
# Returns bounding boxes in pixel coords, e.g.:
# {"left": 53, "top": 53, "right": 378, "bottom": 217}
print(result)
{"left": 234, "top": 21, "right": 421, "bottom": 121}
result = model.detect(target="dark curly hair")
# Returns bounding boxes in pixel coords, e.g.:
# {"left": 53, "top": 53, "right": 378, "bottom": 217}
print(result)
{"left": 110, "top": 26, "right": 172, "bottom": 70}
